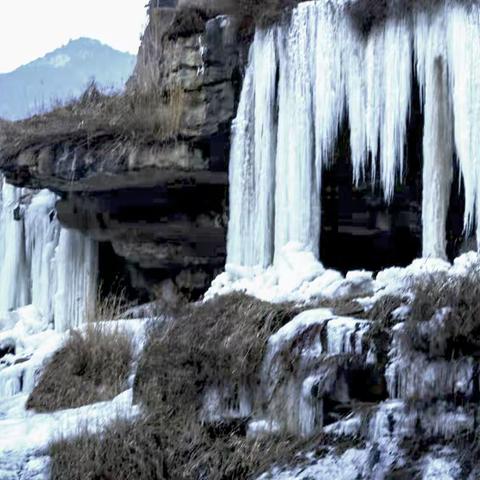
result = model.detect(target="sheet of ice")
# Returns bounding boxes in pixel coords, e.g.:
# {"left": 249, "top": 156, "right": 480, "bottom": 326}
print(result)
{"left": 421, "top": 449, "right": 462, "bottom": 480}
{"left": 260, "top": 309, "right": 370, "bottom": 436}
{"left": 0, "top": 181, "right": 30, "bottom": 315}
{"left": 386, "top": 322, "right": 475, "bottom": 401}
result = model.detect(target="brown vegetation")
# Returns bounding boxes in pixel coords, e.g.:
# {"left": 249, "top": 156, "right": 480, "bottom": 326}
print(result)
{"left": 27, "top": 323, "right": 133, "bottom": 412}
{"left": 134, "top": 293, "right": 301, "bottom": 413}
{"left": 0, "top": 81, "right": 186, "bottom": 162}
{"left": 404, "top": 268, "right": 480, "bottom": 358}
{"left": 49, "top": 413, "right": 312, "bottom": 480}
{"left": 49, "top": 293, "right": 313, "bottom": 479}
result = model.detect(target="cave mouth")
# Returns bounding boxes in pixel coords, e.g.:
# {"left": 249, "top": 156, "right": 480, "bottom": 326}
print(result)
{"left": 320, "top": 78, "right": 466, "bottom": 274}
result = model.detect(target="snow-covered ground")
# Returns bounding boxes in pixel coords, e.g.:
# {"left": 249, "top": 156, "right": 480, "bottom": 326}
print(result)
{"left": 208, "top": 241, "right": 480, "bottom": 305}
{"left": 0, "top": 304, "right": 146, "bottom": 480}
{"left": 2, "top": 250, "right": 480, "bottom": 479}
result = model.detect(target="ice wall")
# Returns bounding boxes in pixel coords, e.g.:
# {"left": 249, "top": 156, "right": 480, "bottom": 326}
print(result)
{"left": 227, "top": 0, "right": 480, "bottom": 270}
{"left": 0, "top": 178, "right": 98, "bottom": 331}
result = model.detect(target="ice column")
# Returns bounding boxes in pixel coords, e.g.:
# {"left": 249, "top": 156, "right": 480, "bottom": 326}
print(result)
{"left": 54, "top": 228, "right": 98, "bottom": 332}
{"left": 226, "top": 29, "right": 277, "bottom": 268}
{"left": 447, "top": 3, "right": 480, "bottom": 247}
{"left": 416, "top": 9, "right": 453, "bottom": 259}
{"left": 0, "top": 181, "right": 29, "bottom": 316}
{"left": 25, "top": 189, "right": 60, "bottom": 322}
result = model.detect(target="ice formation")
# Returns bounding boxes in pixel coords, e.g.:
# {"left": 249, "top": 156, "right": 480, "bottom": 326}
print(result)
{"left": 227, "top": 0, "right": 480, "bottom": 277}
{"left": 0, "top": 178, "right": 98, "bottom": 332}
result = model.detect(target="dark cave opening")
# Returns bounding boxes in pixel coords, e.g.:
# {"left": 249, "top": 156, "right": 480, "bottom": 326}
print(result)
{"left": 320, "top": 73, "right": 467, "bottom": 274}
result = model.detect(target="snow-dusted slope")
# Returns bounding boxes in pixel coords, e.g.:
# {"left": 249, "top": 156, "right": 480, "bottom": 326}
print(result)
{"left": 0, "top": 38, "right": 135, "bottom": 120}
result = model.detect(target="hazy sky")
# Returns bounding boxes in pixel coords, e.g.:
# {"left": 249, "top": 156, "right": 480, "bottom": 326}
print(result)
{"left": 0, "top": 1, "right": 148, "bottom": 73}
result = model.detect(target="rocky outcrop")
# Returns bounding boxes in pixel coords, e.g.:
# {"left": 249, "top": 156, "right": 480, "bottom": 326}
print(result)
{"left": 0, "top": 3, "right": 250, "bottom": 299}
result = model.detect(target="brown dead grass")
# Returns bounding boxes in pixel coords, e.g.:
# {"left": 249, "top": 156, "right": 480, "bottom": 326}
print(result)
{"left": 404, "top": 268, "right": 480, "bottom": 358}
{"left": 134, "top": 293, "right": 301, "bottom": 414}
{"left": 26, "top": 323, "right": 133, "bottom": 412}
{"left": 0, "top": 81, "right": 186, "bottom": 162}
{"left": 49, "top": 412, "right": 321, "bottom": 480}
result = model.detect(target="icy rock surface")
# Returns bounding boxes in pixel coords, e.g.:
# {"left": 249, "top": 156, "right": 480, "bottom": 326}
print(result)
{"left": 213, "top": 253, "right": 480, "bottom": 478}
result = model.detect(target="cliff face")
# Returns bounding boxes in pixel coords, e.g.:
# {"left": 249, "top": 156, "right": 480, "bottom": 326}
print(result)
{"left": 0, "top": 3, "right": 250, "bottom": 299}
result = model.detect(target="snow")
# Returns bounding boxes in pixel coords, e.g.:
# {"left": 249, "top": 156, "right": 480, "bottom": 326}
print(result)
{"left": 0, "top": 285, "right": 147, "bottom": 478}
{"left": 256, "top": 448, "right": 369, "bottom": 480}
{"left": 207, "top": 242, "right": 374, "bottom": 303}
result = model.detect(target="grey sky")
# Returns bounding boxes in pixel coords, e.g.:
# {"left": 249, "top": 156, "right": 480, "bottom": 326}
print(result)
{"left": 0, "top": 1, "right": 148, "bottom": 73}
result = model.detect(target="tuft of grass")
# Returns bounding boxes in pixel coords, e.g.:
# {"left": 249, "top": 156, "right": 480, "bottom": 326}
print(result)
{"left": 95, "top": 287, "right": 131, "bottom": 322}
{"left": 26, "top": 323, "right": 133, "bottom": 412}
{"left": 49, "top": 417, "right": 166, "bottom": 480}
{"left": 403, "top": 268, "right": 480, "bottom": 359}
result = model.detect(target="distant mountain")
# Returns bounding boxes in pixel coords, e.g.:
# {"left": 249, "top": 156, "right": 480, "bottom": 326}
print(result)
{"left": 0, "top": 38, "right": 136, "bottom": 120}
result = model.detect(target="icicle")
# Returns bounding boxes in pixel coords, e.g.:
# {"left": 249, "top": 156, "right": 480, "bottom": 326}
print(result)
{"left": 275, "top": 4, "right": 321, "bottom": 259}
{"left": 415, "top": 8, "right": 453, "bottom": 259}
{"left": 0, "top": 180, "right": 30, "bottom": 316}
{"left": 380, "top": 18, "right": 412, "bottom": 201}
{"left": 24, "top": 190, "right": 60, "bottom": 322}
{"left": 447, "top": 3, "right": 480, "bottom": 244}
{"left": 54, "top": 228, "right": 98, "bottom": 332}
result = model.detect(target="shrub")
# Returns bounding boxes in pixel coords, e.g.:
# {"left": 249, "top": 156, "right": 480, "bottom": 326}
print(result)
{"left": 49, "top": 412, "right": 310, "bottom": 480}
{"left": 134, "top": 293, "right": 301, "bottom": 414}
{"left": 49, "top": 293, "right": 308, "bottom": 479}
{"left": 404, "top": 268, "right": 480, "bottom": 358}
{"left": 26, "top": 323, "right": 133, "bottom": 412}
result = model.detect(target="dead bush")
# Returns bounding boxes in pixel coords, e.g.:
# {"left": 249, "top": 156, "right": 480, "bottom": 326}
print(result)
{"left": 134, "top": 292, "right": 301, "bottom": 413}
{"left": 49, "top": 417, "right": 166, "bottom": 480}
{"left": 49, "top": 411, "right": 317, "bottom": 480}
{"left": 404, "top": 268, "right": 480, "bottom": 358}
{"left": 26, "top": 323, "right": 133, "bottom": 412}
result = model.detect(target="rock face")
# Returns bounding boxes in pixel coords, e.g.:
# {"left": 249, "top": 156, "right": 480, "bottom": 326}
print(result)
{"left": 0, "top": 3, "right": 250, "bottom": 299}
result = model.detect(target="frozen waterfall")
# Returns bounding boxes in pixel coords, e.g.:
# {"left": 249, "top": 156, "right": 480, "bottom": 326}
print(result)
{"left": 227, "top": 0, "right": 480, "bottom": 270}
{"left": 0, "top": 178, "right": 98, "bottom": 331}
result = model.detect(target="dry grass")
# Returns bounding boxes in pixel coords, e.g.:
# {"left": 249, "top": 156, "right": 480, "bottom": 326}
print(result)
{"left": 94, "top": 287, "right": 131, "bottom": 322}
{"left": 49, "top": 412, "right": 323, "bottom": 480}
{"left": 134, "top": 293, "right": 301, "bottom": 413}
{"left": 50, "top": 417, "right": 166, "bottom": 480}
{"left": 26, "top": 323, "right": 133, "bottom": 412}
{"left": 0, "top": 81, "right": 186, "bottom": 162}
{"left": 403, "top": 268, "right": 480, "bottom": 359}
{"left": 224, "top": 0, "right": 299, "bottom": 26}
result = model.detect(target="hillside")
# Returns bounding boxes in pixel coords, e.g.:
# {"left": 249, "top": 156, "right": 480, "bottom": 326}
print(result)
{"left": 0, "top": 37, "right": 136, "bottom": 120}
